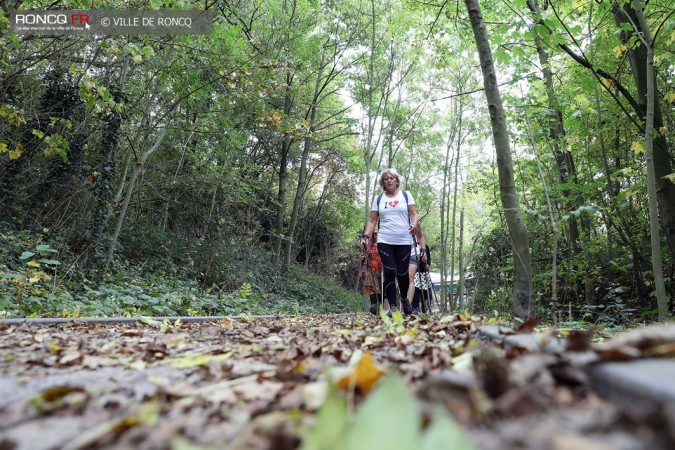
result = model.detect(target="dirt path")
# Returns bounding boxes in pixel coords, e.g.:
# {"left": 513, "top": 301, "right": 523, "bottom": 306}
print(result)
{"left": 1, "top": 315, "right": 673, "bottom": 449}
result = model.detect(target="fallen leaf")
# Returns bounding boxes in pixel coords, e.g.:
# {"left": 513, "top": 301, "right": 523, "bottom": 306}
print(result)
{"left": 222, "top": 317, "right": 234, "bottom": 329}
{"left": 336, "top": 352, "right": 385, "bottom": 394}
{"left": 513, "top": 317, "right": 541, "bottom": 334}
{"left": 170, "top": 351, "right": 235, "bottom": 369}
{"left": 566, "top": 329, "right": 595, "bottom": 352}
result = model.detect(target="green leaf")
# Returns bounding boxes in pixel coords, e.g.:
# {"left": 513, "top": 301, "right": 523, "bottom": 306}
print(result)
{"left": 301, "top": 385, "right": 349, "bottom": 450}
{"left": 19, "top": 251, "right": 35, "bottom": 260}
{"left": 139, "top": 315, "right": 161, "bottom": 327}
{"left": 343, "top": 372, "right": 420, "bottom": 450}
{"left": 420, "top": 406, "right": 477, "bottom": 450}
{"left": 36, "top": 244, "right": 58, "bottom": 252}
{"left": 37, "top": 259, "right": 61, "bottom": 265}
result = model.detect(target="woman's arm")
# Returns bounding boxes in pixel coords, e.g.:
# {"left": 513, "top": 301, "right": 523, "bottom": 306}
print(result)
{"left": 362, "top": 211, "right": 379, "bottom": 247}
{"left": 408, "top": 204, "right": 419, "bottom": 236}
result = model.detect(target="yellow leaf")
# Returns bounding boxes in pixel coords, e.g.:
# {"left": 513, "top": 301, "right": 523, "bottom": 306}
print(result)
{"left": 0, "top": 142, "right": 7, "bottom": 153}
{"left": 132, "top": 54, "right": 142, "bottom": 63}
{"left": 612, "top": 44, "right": 627, "bottom": 58}
{"left": 601, "top": 79, "right": 614, "bottom": 90}
{"left": 171, "top": 351, "right": 235, "bottom": 369}
{"left": 47, "top": 341, "right": 61, "bottom": 352}
{"left": 631, "top": 141, "right": 645, "bottom": 154}
{"left": 659, "top": 127, "right": 669, "bottom": 136}
{"left": 27, "top": 261, "right": 41, "bottom": 267}
{"left": 221, "top": 316, "right": 234, "bottom": 329}
{"left": 483, "top": 317, "right": 498, "bottom": 325}
{"left": 572, "top": 0, "right": 587, "bottom": 9}
{"left": 9, "top": 150, "right": 21, "bottom": 160}
{"left": 575, "top": 94, "right": 590, "bottom": 108}
{"left": 664, "top": 91, "right": 675, "bottom": 104}
{"left": 336, "top": 352, "right": 385, "bottom": 394}
{"left": 292, "top": 360, "right": 306, "bottom": 374}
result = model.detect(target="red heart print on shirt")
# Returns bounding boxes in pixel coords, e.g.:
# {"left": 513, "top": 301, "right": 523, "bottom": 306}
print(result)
{"left": 389, "top": 200, "right": 399, "bottom": 207}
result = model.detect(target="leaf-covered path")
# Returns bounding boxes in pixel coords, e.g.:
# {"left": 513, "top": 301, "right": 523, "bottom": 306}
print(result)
{"left": 1, "top": 314, "right": 673, "bottom": 449}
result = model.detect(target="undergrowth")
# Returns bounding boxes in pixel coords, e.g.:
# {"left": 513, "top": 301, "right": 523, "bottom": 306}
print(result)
{"left": 0, "top": 223, "right": 361, "bottom": 318}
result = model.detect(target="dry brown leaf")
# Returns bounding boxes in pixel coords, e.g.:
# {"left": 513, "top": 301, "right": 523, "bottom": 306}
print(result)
{"left": 513, "top": 317, "right": 541, "bottom": 334}
{"left": 565, "top": 329, "right": 595, "bottom": 352}
{"left": 222, "top": 316, "right": 234, "bottom": 329}
{"left": 594, "top": 323, "right": 675, "bottom": 357}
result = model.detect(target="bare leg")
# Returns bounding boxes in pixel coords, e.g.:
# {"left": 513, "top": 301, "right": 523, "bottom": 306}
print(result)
{"left": 407, "top": 264, "right": 418, "bottom": 304}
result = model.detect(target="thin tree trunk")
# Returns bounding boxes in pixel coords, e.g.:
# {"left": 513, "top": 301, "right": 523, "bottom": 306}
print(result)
{"left": 631, "top": 1, "right": 668, "bottom": 321}
{"left": 458, "top": 208, "right": 466, "bottom": 310}
{"left": 523, "top": 96, "right": 558, "bottom": 325}
{"left": 612, "top": 1, "right": 675, "bottom": 258}
{"left": 439, "top": 126, "right": 455, "bottom": 313}
{"left": 449, "top": 109, "right": 462, "bottom": 310}
{"left": 284, "top": 55, "right": 326, "bottom": 267}
{"left": 105, "top": 127, "right": 168, "bottom": 271}
{"left": 272, "top": 70, "right": 294, "bottom": 265}
{"left": 526, "top": 0, "right": 580, "bottom": 254}
{"left": 465, "top": 0, "right": 534, "bottom": 320}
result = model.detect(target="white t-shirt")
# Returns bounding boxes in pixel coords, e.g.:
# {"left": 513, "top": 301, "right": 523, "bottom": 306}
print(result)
{"left": 371, "top": 190, "right": 415, "bottom": 245}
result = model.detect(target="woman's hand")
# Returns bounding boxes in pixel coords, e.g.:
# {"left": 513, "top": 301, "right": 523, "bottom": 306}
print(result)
{"left": 361, "top": 234, "right": 369, "bottom": 251}
{"left": 408, "top": 222, "right": 417, "bottom": 235}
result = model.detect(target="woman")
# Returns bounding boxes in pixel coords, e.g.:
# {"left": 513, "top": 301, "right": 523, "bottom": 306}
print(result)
{"left": 361, "top": 228, "right": 385, "bottom": 315}
{"left": 362, "top": 168, "right": 422, "bottom": 316}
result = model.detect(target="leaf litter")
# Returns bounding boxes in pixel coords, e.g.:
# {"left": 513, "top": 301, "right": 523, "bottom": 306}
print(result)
{"left": 0, "top": 315, "right": 673, "bottom": 449}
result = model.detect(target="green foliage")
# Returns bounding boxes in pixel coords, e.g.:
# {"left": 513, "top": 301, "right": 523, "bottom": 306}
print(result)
{"left": 0, "top": 224, "right": 361, "bottom": 319}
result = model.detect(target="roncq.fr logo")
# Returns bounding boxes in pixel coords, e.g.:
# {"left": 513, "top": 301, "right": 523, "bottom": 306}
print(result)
{"left": 15, "top": 13, "right": 90, "bottom": 28}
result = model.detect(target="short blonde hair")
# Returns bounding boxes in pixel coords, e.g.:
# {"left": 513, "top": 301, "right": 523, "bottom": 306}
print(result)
{"left": 378, "top": 168, "right": 403, "bottom": 190}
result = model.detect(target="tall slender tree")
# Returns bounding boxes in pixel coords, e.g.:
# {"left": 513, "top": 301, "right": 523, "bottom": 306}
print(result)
{"left": 464, "top": 0, "right": 534, "bottom": 320}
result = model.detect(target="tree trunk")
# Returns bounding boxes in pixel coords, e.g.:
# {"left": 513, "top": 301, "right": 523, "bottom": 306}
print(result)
{"left": 612, "top": 1, "right": 675, "bottom": 258}
{"left": 631, "top": 1, "right": 668, "bottom": 321}
{"left": 272, "top": 70, "right": 294, "bottom": 265}
{"left": 284, "top": 54, "right": 326, "bottom": 267}
{"left": 439, "top": 127, "right": 455, "bottom": 312}
{"left": 526, "top": 0, "right": 580, "bottom": 254}
{"left": 458, "top": 208, "right": 466, "bottom": 309}
{"left": 105, "top": 127, "right": 168, "bottom": 271}
{"left": 449, "top": 110, "right": 462, "bottom": 310}
{"left": 465, "top": 0, "right": 534, "bottom": 320}
{"left": 523, "top": 96, "right": 559, "bottom": 325}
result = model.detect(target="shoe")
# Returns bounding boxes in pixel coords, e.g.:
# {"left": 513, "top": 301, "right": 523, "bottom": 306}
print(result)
{"left": 386, "top": 307, "right": 395, "bottom": 317}
{"left": 412, "top": 308, "right": 421, "bottom": 315}
{"left": 369, "top": 304, "right": 378, "bottom": 315}
{"left": 401, "top": 299, "right": 413, "bottom": 316}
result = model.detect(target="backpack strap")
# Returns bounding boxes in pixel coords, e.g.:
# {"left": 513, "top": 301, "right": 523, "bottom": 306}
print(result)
{"left": 402, "top": 190, "right": 410, "bottom": 225}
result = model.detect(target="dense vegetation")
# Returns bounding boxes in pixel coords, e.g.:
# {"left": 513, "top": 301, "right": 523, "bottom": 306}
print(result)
{"left": 0, "top": 0, "right": 673, "bottom": 324}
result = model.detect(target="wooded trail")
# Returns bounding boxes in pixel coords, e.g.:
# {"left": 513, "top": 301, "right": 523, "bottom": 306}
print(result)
{"left": 1, "top": 314, "right": 673, "bottom": 449}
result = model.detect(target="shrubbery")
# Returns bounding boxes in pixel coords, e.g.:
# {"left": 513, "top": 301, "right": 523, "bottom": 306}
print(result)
{"left": 0, "top": 223, "right": 361, "bottom": 318}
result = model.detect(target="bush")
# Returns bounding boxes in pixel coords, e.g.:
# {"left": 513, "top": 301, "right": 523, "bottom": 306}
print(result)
{"left": 0, "top": 225, "right": 361, "bottom": 318}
